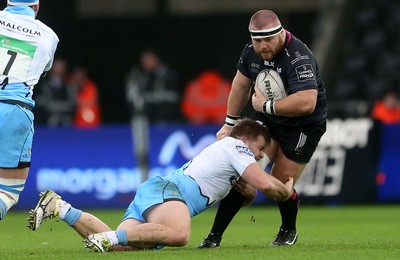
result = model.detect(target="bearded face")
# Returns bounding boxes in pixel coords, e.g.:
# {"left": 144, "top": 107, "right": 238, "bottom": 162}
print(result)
{"left": 251, "top": 31, "right": 285, "bottom": 61}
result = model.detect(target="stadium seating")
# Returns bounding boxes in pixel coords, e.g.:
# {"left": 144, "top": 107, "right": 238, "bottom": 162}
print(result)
{"left": 329, "top": 0, "right": 400, "bottom": 118}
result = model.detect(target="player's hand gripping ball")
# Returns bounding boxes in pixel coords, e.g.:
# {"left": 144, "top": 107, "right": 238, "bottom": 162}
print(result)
{"left": 255, "top": 69, "right": 287, "bottom": 101}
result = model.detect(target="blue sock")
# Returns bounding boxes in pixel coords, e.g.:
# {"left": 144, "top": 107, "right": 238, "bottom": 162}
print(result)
{"left": 116, "top": 229, "right": 128, "bottom": 246}
{"left": 63, "top": 207, "right": 83, "bottom": 226}
{"left": 0, "top": 199, "right": 7, "bottom": 220}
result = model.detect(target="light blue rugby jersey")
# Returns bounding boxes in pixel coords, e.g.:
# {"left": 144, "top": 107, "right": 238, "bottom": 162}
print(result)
{"left": 0, "top": 5, "right": 59, "bottom": 107}
{"left": 164, "top": 137, "right": 257, "bottom": 217}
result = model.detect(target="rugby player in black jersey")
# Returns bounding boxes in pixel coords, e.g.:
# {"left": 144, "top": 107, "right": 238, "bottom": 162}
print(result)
{"left": 198, "top": 9, "right": 327, "bottom": 247}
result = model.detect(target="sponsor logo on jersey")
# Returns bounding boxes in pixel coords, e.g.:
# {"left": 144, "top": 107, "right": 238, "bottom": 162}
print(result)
{"left": 1, "top": 38, "right": 10, "bottom": 45}
{"left": 285, "top": 48, "right": 290, "bottom": 57}
{"left": 295, "top": 64, "right": 314, "bottom": 82}
{"left": 0, "top": 20, "right": 41, "bottom": 36}
{"left": 250, "top": 62, "right": 261, "bottom": 73}
{"left": 264, "top": 61, "right": 275, "bottom": 67}
{"left": 236, "top": 145, "right": 254, "bottom": 157}
{"left": 290, "top": 51, "right": 310, "bottom": 65}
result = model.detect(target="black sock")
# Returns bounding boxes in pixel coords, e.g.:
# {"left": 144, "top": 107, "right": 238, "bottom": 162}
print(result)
{"left": 209, "top": 188, "right": 246, "bottom": 237}
{"left": 277, "top": 189, "right": 299, "bottom": 231}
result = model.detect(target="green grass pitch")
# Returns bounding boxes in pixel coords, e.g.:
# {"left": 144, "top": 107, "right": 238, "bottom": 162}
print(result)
{"left": 1, "top": 205, "right": 399, "bottom": 259}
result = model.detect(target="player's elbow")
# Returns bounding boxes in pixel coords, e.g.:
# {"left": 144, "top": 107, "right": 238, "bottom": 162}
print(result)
{"left": 294, "top": 89, "right": 317, "bottom": 115}
{"left": 299, "top": 102, "right": 316, "bottom": 114}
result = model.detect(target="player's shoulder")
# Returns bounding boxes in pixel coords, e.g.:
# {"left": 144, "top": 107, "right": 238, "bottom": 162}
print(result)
{"left": 285, "top": 34, "right": 316, "bottom": 66}
{"left": 287, "top": 33, "right": 309, "bottom": 51}
{"left": 35, "top": 19, "right": 59, "bottom": 41}
{"left": 216, "top": 136, "right": 241, "bottom": 150}
{"left": 217, "top": 136, "right": 237, "bottom": 146}
{"left": 219, "top": 137, "right": 251, "bottom": 153}
{"left": 240, "top": 41, "right": 255, "bottom": 56}
{"left": 238, "top": 41, "right": 260, "bottom": 69}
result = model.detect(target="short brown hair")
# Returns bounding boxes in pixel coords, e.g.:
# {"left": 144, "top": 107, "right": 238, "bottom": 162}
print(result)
{"left": 230, "top": 118, "right": 270, "bottom": 144}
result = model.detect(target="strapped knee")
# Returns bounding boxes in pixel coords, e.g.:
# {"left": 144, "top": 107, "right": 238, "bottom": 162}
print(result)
{"left": 0, "top": 178, "right": 26, "bottom": 220}
{"left": 257, "top": 156, "right": 271, "bottom": 170}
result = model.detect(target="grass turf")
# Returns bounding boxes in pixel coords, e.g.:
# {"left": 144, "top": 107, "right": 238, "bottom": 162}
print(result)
{"left": 1, "top": 205, "right": 399, "bottom": 259}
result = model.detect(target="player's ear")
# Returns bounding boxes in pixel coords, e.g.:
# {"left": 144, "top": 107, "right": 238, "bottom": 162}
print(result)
{"left": 32, "top": 3, "right": 39, "bottom": 15}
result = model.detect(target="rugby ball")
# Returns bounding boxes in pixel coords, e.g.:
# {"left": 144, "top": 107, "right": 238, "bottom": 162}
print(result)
{"left": 255, "top": 69, "right": 287, "bottom": 101}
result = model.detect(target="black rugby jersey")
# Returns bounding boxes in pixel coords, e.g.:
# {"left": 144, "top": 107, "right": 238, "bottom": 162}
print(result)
{"left": 237, "top": 30, "right": 327, "bottom": 127}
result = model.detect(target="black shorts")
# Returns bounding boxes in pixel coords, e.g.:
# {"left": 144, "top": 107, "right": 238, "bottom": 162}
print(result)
{"left": 252, "top": 112, "right": 326, "bottom": 164}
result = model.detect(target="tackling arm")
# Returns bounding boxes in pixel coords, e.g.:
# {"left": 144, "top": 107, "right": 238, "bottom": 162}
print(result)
{"left": 241, "top": 163, "right": 293, "bottom": 201}
{"left": 234, "top": 178, "right": 257, "bottom": 207}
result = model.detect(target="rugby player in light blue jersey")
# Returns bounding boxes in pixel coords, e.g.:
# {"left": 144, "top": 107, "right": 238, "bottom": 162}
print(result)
{"left": 28, "top": 119, "right": 293, "bottom": 252}
{"left": 0, "top": 0, "right": 58, "bottom": 220}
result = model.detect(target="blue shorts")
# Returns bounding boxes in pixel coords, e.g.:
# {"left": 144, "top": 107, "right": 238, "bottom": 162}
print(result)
{"left": 0, "top": 102, "right": 34, "bottom": 168}
{"left": 123, "top": 176, "right": 186, "bottom": 223}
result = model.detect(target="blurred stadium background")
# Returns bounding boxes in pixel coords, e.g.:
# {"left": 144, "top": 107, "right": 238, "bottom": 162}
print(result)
{"left": 10, "top": 0, "right": 400, "bottom": 209}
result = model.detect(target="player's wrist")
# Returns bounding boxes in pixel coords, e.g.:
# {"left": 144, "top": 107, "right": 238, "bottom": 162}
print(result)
{"left": 225, "top": 114, "right": 241, "bottom": 126}
{"left": 263, "top": 100, "right": 276, "bottom": 115}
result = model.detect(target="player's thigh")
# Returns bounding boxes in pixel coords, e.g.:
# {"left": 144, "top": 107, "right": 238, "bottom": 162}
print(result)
{"left": 271, "top": 146, "right": 306, "bottom": 182}
{"left": 0, "top": 168, "right": 29, "bottom": 179}
{"left": 265, "top": 138, "right": 279, "bottom": 162}
{"left": 146, "top": 200, "right": 190, "bottom": 231}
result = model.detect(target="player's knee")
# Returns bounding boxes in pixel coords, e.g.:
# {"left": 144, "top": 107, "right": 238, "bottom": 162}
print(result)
{"left": 167, "top": 230, "right": 190, "bottom": 246}
{"left": 0, "top": 178, "right": 26, "bottom": 219}
{"left": 0, "top": 191, "right": 19, "bottom": 212}
{"left": 0, "top": 193, "right": 17, "bottom": 221}
{"left": 173, "top": 236, "right": 190, "bottom": 247}
{"left": 257, "top": 156, "right": 271, "bottom": 170}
